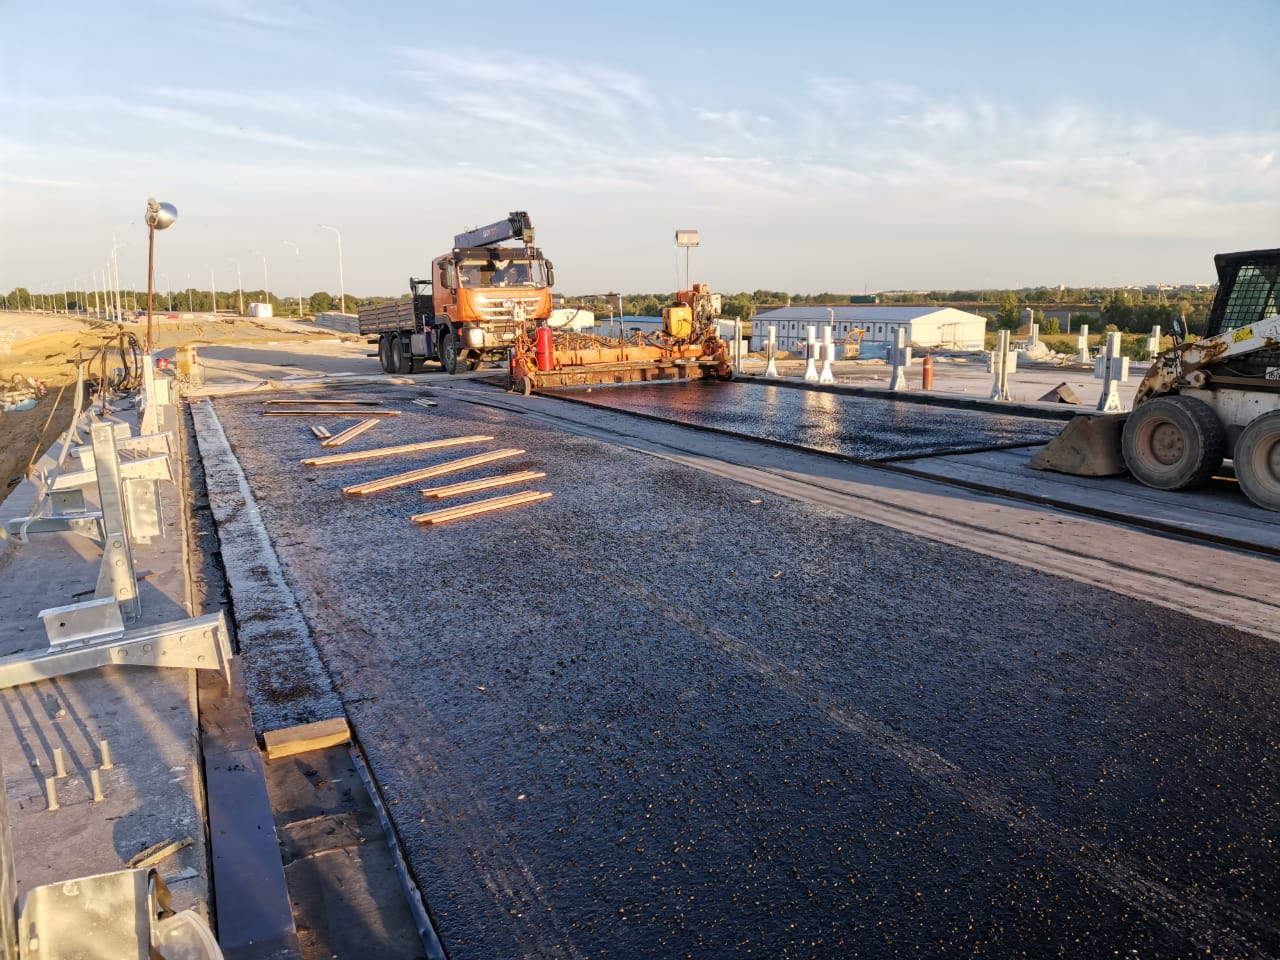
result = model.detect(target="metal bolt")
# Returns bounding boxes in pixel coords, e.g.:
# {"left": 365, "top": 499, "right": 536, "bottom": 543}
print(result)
{"left": 90, "top": 769, "right": 104, "bottom": 802}
{"left": 45, "top": 777, "right": 59, "bottom": 811}
{"left": 100, "top": 739, "right": 114, "bottom": 770}
{"left": 53, "top": 747, "right": 67, "bottom": 779}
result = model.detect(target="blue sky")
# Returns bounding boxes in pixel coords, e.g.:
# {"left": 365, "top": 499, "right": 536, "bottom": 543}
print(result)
{"left": 1, "top": 0, "right": 1277, "bottom": 299}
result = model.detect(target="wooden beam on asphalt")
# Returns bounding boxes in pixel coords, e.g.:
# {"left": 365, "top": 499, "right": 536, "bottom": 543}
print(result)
{"left": 302, "top": 435, "right": 493, "bottom": 467}
{"left": 310, "top": 425, "right": 332, "bottom": 439}
{"left": 264, "top": 409, "right": 401, "bottom": 417}
{"left": 419, "top": 470, "right": 546, "bottom": 500}
{"left": 410, "top": 490, "right": 552, "bottom": 525}
{"left": 262, "top": 717, "right": 352, "bottom": 760}
{"left": 320, "top": 418, "right": 379, "bottom": 448}
{"left": 343, "top": 449, "right": 524, "bottom": 496}
{"left": 263, "top": 399, "right": 383, "bottom": 405}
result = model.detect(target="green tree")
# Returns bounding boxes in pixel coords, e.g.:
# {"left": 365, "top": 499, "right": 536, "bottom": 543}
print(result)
{"left": 1041, "top": 316, "right": 1061, "bottom": 335}
{"left": 995, "top": 291, "right": 1021, "bottom": 330}
{"left": 309, "top": 291, "right": 334, "bottom": 313}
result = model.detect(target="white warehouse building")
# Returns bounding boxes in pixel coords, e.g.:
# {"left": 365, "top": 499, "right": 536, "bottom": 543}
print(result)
{"left": 750, "top": 306, "right": 988, "bottom": 353}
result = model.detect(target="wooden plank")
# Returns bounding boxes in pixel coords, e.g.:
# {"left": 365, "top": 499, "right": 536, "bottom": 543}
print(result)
{"left": 420, "top": 470, "right": 546, "bottom": 499}
{"left": 310, "top": 425, "right": 332, "bottom": 439}
{"left": 263, "top": 399, "right": 383, "bottom": 406}
{"left": 302, "top": 435, "right": 493, "bottom": 467}
{"left": 262, "top": 717, "right": 352, "bottom": 760}
{"left": 411, "top": 490, "right": 553, "bottom": 525}
{"left": 343, "top": 449, "right": 523, "bottom": 496}
{"left": 264, "top": 409, "right": 401, "bottom": 417}
{"left": 321, "top": 418, "right": 380, "bottom": 448}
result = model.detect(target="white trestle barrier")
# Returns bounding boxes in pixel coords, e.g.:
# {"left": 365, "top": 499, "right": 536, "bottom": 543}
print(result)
{"left": 1094, "top": 331, "right": 1130, "bottom": 412}
{"left": 988, "top": 329, "right": 1017, "bottom": 400}
{"left": 804, "top": 324, "right": 819, "bottom": 382}
{"left": 888, "top": 327, "right": 911, "bottom": 391}
{"left": 1077, "top": 323, "right": 1090, "bottom": 366}
{"left": 1147, "top": 324, "right": 1162, "bottom": 360}
{"left": 765, "top": 325, "right": 778, "bottom": 377}
{"left": 819, "top": 325, "right": 835, "bottom": 384}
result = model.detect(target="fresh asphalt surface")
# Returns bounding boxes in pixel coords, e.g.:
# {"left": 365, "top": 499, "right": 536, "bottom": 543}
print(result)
{"left": 546, "top": 379, "right": 1064, "bottom": 459}
{"left": 211, "top": 383, "right": 1277, "bottom": 960}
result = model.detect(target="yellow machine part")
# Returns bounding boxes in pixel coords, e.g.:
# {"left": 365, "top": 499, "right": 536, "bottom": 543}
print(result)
{"left": 663, "top": 305, "right": 693, "bottom": 340}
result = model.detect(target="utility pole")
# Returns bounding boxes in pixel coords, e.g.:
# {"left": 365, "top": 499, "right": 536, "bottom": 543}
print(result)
{"left": 283, "top": 241, "right": 302, "bottom": 318}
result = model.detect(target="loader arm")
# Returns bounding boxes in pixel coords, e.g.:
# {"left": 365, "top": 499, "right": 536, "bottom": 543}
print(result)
{"left": 1134, "top": 312, "right": 1280, "bottom": 404}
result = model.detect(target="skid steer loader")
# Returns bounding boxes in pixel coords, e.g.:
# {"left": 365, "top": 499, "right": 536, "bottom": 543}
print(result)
{"left": 1030, "top": 247, "right": 1280, "bottom": 510}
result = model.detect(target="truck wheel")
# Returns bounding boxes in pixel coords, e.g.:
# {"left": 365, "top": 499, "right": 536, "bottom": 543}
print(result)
{"left": 378, "top": 335, "right": 393, "bottom": 373}
{"left": 440, "top": 333, "right": 460, "bottom": 375}
{"left": 390, "top": 335, "right": 412, "bottom": 375}
{"left": 467, "top": 352, "right": 483, "bottom": 372}
{"left": 1233, "top": 410, "right": 1280, "bottom": 511}
{"left": 1121, "top": 395, "right": 1226, "bottom": 490}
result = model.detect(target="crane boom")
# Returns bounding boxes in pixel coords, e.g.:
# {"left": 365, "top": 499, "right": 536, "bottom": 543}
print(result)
{"left": 454, "top": 211, "right": 535, "bottom": 249}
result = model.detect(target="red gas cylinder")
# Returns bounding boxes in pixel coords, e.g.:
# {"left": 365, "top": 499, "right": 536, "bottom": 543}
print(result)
{"left": 534, "top": 326, "right": 555, "bottom": 372}
{"left": 922, "top": 352, "right": 934, "bottom": 390}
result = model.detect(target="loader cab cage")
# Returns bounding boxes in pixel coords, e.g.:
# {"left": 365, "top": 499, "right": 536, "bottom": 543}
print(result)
{"left": 1207, "top": 248, "right": 1280, "bottom": 372}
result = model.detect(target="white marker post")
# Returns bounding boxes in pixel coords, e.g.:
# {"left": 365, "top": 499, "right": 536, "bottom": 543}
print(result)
{"left": 888, "top": 327, "right": 912, "bottom": 391}
{"left": 1077, "top": 323, "right": 1090, "bottom": 366}
{"left": 804, "top": 324, "right": 819, "bottom": 382}
{"left": 819, "top": 324, "right": 835, "bottom": 384}
{"left": 765, "top": 325, "right": 779, "bottom": 377}
{"left": 1095, "top": 331, "right": 1129, "bottom": 412}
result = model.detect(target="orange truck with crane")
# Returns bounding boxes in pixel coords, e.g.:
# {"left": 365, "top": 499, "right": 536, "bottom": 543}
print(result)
{"left": 359, "top": 212, "right": 555, "bottom": 374}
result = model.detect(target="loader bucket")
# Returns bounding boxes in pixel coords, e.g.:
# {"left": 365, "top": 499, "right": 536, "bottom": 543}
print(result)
{"left": 1028, "top": 414, "right": 1128, "bottom": 476}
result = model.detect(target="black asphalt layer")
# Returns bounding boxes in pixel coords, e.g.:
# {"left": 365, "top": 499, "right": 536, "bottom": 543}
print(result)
{"left": 545, "top": 380, "right": 1064, "bottom": 459}
{"left": 211, "top": 386, "right": 1278, "bottom": 960}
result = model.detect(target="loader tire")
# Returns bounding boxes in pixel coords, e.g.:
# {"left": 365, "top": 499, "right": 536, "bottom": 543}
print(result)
{"left": 1233, "top": 410, "right": 1280, "bottom": 511}
{"left": 440, "top": 333, "right": 460, "bottom": 375}
{"left": 1121, "top": 395, "right": 1226, "bottom": 491}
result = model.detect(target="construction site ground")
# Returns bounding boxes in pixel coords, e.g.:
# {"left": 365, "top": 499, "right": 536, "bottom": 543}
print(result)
{"left": 0, "top": 314, "right": 1276, "bottom": 958}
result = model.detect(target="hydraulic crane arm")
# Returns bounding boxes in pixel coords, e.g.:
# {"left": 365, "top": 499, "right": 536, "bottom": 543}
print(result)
{"left": 454, "top": 212, "right": 535, "bottom": 249}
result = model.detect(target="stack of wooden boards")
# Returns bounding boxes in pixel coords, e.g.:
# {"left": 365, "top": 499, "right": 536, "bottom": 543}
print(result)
{"left": 263, "top": 398, "right": 552, "bottom": 525}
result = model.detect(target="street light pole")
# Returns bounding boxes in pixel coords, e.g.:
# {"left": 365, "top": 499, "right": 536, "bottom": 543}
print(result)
{"left": 250, "top": 250, "right": 269, "bottom": 312}
{"left": 319, "top": 224, "right": 345, "bottom": 314}
{"left": 227, "top": 258, "right": 243, "bottom": 316}
{"left": 158, "top": 273, "right": 172, "bottom": 311}
{"left": 187, "top": 273, "right": 193, "bottom": 313}
{"left": 144, "top": 199, "right": 178, "bottom": 351}
{"left": 282, "top": 240, "right": 302, "bottom": 319}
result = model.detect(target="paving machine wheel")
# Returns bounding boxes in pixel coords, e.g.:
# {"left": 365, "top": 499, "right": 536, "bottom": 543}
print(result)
{"left": 440, "top": 332, "right": 460, "bottom": 375}
{"left": 1120, "top": 395, "right": 1226, "bottom": 490}
{"left": 1233, "top": 410, "right": 1280, "bottom": 511}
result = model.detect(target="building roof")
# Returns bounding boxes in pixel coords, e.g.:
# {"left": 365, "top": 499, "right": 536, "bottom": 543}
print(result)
{"left": 756, "top": 305, "right": 984, "bottom": 323}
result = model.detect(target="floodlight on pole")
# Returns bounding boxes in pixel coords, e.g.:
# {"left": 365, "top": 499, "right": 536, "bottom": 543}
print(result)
{"left": 319, "top": 224, "right": 345, "bottom": 314}
{"left": 675, "top": 229, "right": 699, "bottom": 292}
{"left": 282, "top": 241, "right": 302, "bottom": 318}
{"left": 143, "top": 199, "right": 178, "bottom": 351}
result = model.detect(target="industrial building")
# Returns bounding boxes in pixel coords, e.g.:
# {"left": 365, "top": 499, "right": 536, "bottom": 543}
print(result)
{"left": 750, "top": 306, "right": 988, "bottom": 352}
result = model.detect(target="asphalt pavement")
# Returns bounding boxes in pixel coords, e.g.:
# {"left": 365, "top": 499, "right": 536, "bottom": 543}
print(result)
{"left": 205, "top": 383, "right": 1279, "bottom": 960}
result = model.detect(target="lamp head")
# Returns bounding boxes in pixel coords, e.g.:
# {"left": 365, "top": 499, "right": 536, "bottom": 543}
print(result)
{"left": 145, "top": 199, "right": 178, "bottom": 230}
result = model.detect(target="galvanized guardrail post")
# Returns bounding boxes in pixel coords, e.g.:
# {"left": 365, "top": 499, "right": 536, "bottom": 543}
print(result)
{"left": 1146, "top": 324, "right": 1162, "bottom": 360}
{"left": 1077, "top": 323, "right": 1090, "bottom": 365}
{"left": 764, "top": 325, "right": 778, "bottom": 377}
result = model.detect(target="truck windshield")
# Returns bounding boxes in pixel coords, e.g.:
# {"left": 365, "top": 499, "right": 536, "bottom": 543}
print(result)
{"left": 459, "top": 259, "right": 545, "bottom": 289}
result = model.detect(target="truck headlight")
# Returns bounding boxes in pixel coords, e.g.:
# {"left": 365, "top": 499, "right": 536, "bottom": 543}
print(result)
{"left": 465, "top": 327, "right": 485, "bottom": 348}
